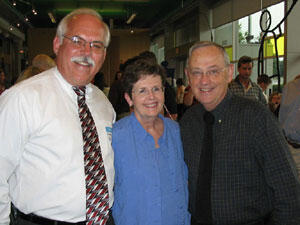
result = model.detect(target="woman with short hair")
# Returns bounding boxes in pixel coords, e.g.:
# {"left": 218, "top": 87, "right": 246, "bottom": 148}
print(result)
{"left": 112, "top": 59, "right": 190, "bottom": 225}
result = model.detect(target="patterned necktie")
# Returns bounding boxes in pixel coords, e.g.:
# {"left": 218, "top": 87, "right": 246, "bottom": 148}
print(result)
{"left": 73, "top": 86, "right": 109, "bottom": 225}
{"left": 196, "top": 111, "right": 215, "bottom": 223}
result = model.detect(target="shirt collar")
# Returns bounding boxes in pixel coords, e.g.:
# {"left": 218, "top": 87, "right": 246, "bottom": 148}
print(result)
{"left": 53, "top": 67, "right": 93, "bottom": 99}
{"left": 130, "top": 112, "right": 166, "bottom": 144}
{"left": 235, "top": 75, "right": 254, "bottom": 89}
{"left": 207, "top": 90, "right": 232, "bottom": 124}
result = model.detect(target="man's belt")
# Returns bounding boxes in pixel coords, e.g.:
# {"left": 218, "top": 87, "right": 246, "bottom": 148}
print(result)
{"left": 12, "top": 205, "right": 86, "bottom": 225}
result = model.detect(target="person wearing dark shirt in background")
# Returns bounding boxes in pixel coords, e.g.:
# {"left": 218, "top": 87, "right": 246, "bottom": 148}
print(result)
{"left": 93, "top": 71, "right": 106, "bottom": 91}
{"left": 160, "top": 60, "right": 178, "bottom": 120}
{"left": 108, "top": 70, "right": 130, "bottom": 120}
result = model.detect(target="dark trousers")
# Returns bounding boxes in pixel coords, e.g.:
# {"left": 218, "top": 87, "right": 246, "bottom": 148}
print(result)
{"left": 10, "top": 206, "right": 115, "bottom": 225}
{"left": 191, "top": 216, "right": 272, "bottom": 225}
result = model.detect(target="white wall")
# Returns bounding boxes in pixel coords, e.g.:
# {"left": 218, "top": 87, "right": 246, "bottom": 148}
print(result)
{"left": 215, "top": 23, "right": 233, "bottom": 46}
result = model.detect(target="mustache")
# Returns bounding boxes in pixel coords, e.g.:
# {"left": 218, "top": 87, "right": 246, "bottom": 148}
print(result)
{"left": 71, "top": 56, "right": 95, "bottom": 67}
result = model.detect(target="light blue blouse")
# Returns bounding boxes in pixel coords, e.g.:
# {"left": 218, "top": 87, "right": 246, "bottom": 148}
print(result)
{"left": 112, "top": 113, "right": 190, "bottom": 225}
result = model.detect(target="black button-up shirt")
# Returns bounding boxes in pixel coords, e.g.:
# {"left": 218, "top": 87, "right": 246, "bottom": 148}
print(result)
{"left": 180, "top": 91, "right": 300, "bottom": 225}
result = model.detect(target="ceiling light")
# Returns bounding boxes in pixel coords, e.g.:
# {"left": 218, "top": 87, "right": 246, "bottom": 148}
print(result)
{"left": 32, "top": 8, "right": 38, "bottom": 15}
{"left": 126, "top": 13, "right": 136, "bottom": 24}
{"left": 12, "top": 1, "right": 16, "bottom": 6}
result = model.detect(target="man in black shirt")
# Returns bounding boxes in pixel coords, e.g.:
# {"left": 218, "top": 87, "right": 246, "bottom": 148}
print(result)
{"left": 180, "top": 41, "right": 300, "bottom": 225}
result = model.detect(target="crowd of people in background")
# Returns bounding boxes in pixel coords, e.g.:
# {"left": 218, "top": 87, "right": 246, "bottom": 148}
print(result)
{"left": 0, "top": 50, "right": 285, "bottom": 124}
{"left": 0, "top": 54, "right": 284, "bottom": 123}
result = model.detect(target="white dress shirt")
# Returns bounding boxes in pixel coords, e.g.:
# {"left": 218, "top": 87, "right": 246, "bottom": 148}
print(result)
{"left": 0, "top": 67, "right": 115, "bottom": 224}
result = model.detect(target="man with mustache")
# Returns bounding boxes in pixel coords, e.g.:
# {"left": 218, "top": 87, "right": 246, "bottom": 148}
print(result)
{"left": 0, "top": 8, "right": 115, "bottom": 225}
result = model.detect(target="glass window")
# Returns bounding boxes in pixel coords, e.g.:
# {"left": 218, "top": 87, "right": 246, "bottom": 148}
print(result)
{"left": 215, "top": 23, "right": 233, "bottom": 47}
{"left": 265, "top": 2, "right": 285, "bottom": 37}
{"left": 213, "top": 1, "right": 285, "bottom": 97}
{"left": 238, "top": 2, "right": 284, "bottom": 44}
{"left": 263, "top": 36, "right": 284, "bottom": 57}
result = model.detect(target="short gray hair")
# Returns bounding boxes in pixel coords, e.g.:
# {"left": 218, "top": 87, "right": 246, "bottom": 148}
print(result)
{"left": 186, "top": 41, "right": 230, "bottom": 68}
{"left": 56, "top": 8, "right": 111, "bottom": 47}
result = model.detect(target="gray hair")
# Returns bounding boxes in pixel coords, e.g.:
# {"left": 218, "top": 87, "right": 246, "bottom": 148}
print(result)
{"left": 56, "top": 8, "right": 111, "bottom": 47}
{"left": 186, "top": 41, "right": 230, "bottom": 68}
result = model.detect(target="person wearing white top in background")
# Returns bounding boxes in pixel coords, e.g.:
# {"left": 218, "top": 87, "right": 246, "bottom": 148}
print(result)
{"left": 0, "top": 8, "right": 115, "bottom": 225}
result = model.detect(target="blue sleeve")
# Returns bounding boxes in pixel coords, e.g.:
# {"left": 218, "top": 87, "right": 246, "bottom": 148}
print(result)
{"left": 112, "top": 121, "right": 125, "bottom": 222}
{"left": 112, "top": 118, "right": 138, "bottom": 225}
{"left": 166, "top": 119, "right": 191, "bottom": 224}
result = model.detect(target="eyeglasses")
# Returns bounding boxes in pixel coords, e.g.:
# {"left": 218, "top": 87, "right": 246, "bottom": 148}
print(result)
{"left": 132, "top": 86, "right": 164, "bottom": 97}
{"left": 63, "top": 35, "right": 106, "bottom": 53}
{"left": 189, "top": 67, "right": 227, "bottom": 77}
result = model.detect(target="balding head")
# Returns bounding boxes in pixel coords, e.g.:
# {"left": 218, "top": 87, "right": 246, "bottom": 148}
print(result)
{"left": 32, "top": 54, "right": 56, "bottom": 71}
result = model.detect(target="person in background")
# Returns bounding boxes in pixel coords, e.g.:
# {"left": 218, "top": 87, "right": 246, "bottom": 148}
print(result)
{"left": 16, "top": 54, "right": 56, "bottom": 83}
{"left": 108, "top": 70, "right": 130, "bottom": 120}
{"left": 32, "top": 54, "right": 56, "bottom": 71}
{"left": 0, "top": 69, "right": 5, "bottom": 95}
{"left": 163, "top": 79, "right": 178, "bottom": 120}
{"left": 158, "top": 61, "right": 177, "bottom": 120}
{"left": 180, "top": 41, "right": 300, "bottom": 225}
{"left": 269, "top": 92, "right": 281, "bottom": 117}
{"left": 93, "top": 71, "right": 106, "bottom": 91}
{"left": 0, "top": 8, "right": 115, "bottom": 225}
{"left": 115, "top": 70, "right": 122, "bottom": 81}
{"left": 176, "top": 78, "right": 185, "bottom": 120}
{"left": 183, "top": 84, "right": 199, "bottom": 108}
{"left": 112, "top": 59, "right": 190, "bottom": 225}
{"left": 257, "top": 74, "right": 271, "bottom": 102}
{"left": 279, "top": 75, "right": 300, "bottom": 178}
{"left": 229, "top": 55, "right": 267, "bottom": 105}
